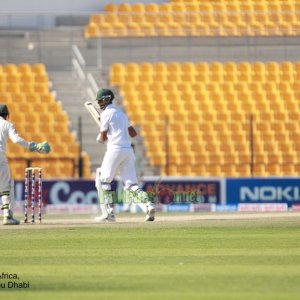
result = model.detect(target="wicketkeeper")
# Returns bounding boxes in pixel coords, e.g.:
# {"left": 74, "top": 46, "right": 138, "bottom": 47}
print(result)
{"left": 0, "top": 104, "right": 51, "bottom": 225}
{"left": 94, "top": 89, "right": 155, "bottom": 222}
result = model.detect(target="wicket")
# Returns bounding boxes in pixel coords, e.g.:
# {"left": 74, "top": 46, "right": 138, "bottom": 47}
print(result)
{"left": 24, "top": 167, "right": 42, "bottom": 223}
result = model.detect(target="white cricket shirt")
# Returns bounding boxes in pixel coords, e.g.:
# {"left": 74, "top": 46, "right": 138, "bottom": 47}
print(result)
{"left": 0, "top": 116, "right": 29, "bottom": 161}
{"left": 100, "top": 104, "right": 132, "bottom": 150}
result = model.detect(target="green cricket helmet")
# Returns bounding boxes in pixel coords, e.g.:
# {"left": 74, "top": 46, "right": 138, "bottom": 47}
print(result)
{"left": 96, "top": 88, "right": 114, "bottom": 110}
{"left": 0, "top": 104, "right": 9, "bottom": 116}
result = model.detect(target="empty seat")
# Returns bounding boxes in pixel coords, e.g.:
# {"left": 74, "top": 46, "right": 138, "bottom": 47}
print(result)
{"left": 111, "top": 60, "right": 299, "bottom": 177}
{"left": 1, "top": 63, "right": 92, "bottom": 178}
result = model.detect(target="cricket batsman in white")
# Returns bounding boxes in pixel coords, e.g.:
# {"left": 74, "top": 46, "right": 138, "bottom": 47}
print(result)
{"left": 0, "top": 104, "right": 51, "bottom": 225}
{"left": 93, "top": 89, "right": 155, "bottom": 222}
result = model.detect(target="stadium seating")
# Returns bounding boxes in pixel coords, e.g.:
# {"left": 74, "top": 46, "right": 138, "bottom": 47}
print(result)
{"left": 84, "top": 0, "right": 300, "bottom": 38}
{"left": 110, "top": 61, "right": 300, "bottom": 177}
{"left": 0, "top": 64, "right": 92, "bottom": 179}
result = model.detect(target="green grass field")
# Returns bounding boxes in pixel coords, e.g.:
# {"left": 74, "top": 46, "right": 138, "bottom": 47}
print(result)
{"left": 0, "top": 213, "right": 300, "bottom": 300}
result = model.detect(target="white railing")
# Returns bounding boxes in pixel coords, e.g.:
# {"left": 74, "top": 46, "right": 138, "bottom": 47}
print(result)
{"left": 72, "top": 44, "right": 99, "bottom": 102}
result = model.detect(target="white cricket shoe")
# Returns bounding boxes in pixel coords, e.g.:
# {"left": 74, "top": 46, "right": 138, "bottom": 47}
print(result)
{"left": 3, "top": 216, "right": 20, "bottom": 225}
{"left": 145, "top": 205, "right": 155, "bottom": 222}
{"left": 94, "top": 213, "right": 116, "bottom": 223}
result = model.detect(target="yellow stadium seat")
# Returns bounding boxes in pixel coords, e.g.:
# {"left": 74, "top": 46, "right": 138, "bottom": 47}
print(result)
{"left": 168, "top": 22, "right": 185, "bottom": 36}
{"left": 31, "top": 64, "right": 47, "bottom": 75}
{"left": 20, "top": 72, "right": 35, "bottom": 84}
{"left": 127, "top": 23, "right": 141, "bottom": 37}
{"left": 281, "top": 164, "right": 296, "bottom": 176}
{"left": 104, "top": 3, "right": 117, "bottom": 13}
{"left": 139, "top": 63, "right": 153, "bottom": 76}
{"left": 98, "top": 22, "right": 112, "bottom": 37}
{"left": 154, "top": 22, "right": 168, "bottom": 36}
{"left": 266, "top": 61, "right": 279, "bottom": 74}
{"left": 104, "top": 13, "right": 118, "bottom": 24}
{"left": 206, "top": 164, "right": 222, "bottom": 177}
{"left": 265, "top": 164, "right": 281, "bottom": 176}
{"left": 110, "top": 64, "right": 125, "bottom": 86}
{"left": 6, "top": 73, "right": 20, "bottom": 84}
{"left": 90, "top": 14, "right": 103, "bottom": 24}
{"left": 281, "top": 3, "right": 295, "bottom": 23}
{"left": 159, "top": 3, "right": 172, "bottom": 15}
{"left": 19, "top": 84, "right": 34, "bottom": 94}
{"left": 112, "top": 23, "right": 127, "bottom": 37}
{"left": 145, "top": 3, "right": 159, "bottom": 23}
{"left": 113, "top": 60, "right": 300, "bottom": 176}
{"left": 18, "top": 63, "right": 32, "bottom": 74}
{"left": 118, "top": 3, "right": 132, "bottom": 23}
{"left": 84, "top": 23, "right": 100, "bottom": 38}
{"left": 40, "top": 93, "right": 55, "bottom": 104}
{"left": 3, "top": 64, "right": 18, "bottom": 74}
{"left": 140, "top": 22, "right": 155, "bottom": 36}
{"left": 253, "top": 164, "right": 266, "bottom": 177}
{"left": 5, "top": 83, "right": 20, "bottom": 93}
{"left": 171, "top": 3, "right": 186, "bottom": 24}
{"left": 81, "top": 1, "right": 300, "bottom": 38}
{"left": 221, "top": 23, "right": 238, "bottom": 36}
{"left": 132, "top": 3, "right": 145, "bottom": 22}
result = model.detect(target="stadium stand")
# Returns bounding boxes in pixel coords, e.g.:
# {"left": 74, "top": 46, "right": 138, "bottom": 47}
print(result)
{"left": 110, "top": 61, "right": 300, "bottom": 177}
{"left": 84, "top": 0, "right": 300, "bottom": 38}
{"left": 0, "top": 64, "right": 92, "bottom": 179}
{"left": 3, "top": 0, "right": 299, "bottom": 178}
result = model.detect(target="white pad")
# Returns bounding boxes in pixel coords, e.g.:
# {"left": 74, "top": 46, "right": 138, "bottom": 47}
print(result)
{"left": 95, "top": 168, "right": 101, "bottom": 191}
{"left": 9, "top": 179, "right": 15, "bottom": 211}
{"left": 1, "top": 195, "right": 10, "bottom": 217}
{"left": 1, "top": 179, "right": 15, "bottom": 217}
{"left": 101, "top": 183, "right": 111, "bottom": 191}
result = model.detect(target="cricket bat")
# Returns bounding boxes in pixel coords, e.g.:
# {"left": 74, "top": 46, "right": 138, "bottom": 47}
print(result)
{"left": 84, "top": 101, "right": 101, "bottom": 126}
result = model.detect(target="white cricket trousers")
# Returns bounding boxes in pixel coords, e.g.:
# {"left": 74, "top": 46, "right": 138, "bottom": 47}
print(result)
{"left": 0, "top": 158, "right": 11, "bottom": 192}
{"left": 100, "top": 147, "right": 138, "bottom": 188}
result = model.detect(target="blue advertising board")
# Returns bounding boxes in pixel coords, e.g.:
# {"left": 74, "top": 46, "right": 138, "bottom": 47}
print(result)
{"left": 15, "top": 180, "right": 118, "bottom": 205}
{"left": 14, "top": 177, "right": 223, "bottom": 207}
{"left": 226, "top": 178, "right": 300, "bottom": 207}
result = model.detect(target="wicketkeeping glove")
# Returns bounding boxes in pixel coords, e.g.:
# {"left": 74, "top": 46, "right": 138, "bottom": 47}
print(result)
{"left": 29, "top": 141, "right": 51, "bottom": 154}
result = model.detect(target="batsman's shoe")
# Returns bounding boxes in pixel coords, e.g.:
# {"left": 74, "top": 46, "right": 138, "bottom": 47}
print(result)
{"left": 95, "top": 213, "right": 116, "bottom": 223}
{"left": 145, "top": 205, "right": 155, "bottom": 222}
{"left": 3, "top": 216, "right": 20, "bottom": 225}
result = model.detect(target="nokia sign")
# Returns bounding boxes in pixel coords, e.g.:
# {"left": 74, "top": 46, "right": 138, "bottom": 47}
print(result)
{"left": 226, "top": 178, "right": 300, "bottom": 207}
{"left": 240, "top": 186, "right": 300, "bottom": 201}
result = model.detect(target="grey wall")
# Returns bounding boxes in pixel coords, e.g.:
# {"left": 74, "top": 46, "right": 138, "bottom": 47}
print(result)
{"left": 0, "top": 0, "right": 165, "bottom": 13}
{"left": 0, "top": 0, "right": 166, "bottom": 28}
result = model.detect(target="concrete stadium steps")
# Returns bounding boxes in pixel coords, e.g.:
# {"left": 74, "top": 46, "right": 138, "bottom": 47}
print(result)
{"left": 48, "top": 70, "right": 105, "bottom": 173}
{"left": 0, "top": 27, "right": 162, "bottom": 176}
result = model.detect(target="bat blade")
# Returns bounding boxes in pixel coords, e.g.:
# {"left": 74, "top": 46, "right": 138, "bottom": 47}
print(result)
{"left": 84, "top": 101, "right": 101, "bottom": 126}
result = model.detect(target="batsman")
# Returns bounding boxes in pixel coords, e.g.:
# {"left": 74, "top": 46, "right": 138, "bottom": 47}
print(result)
{"left": 0, "top": 104, "right": 51, "bottom": 225}
{"left": 92, "top": 89, "right": 155, "bottom": 222}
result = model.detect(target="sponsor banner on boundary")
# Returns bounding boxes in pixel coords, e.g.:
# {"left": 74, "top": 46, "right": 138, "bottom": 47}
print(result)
{"left": 292, "top": 204, "right": 300, "bottom": 211}
{"left": 142, "top": 177, "right": 223, "bottom": 205}
{"left": 192, "top": 203, "right": 214, "bottom": 212}
{"left": 215, "top": 205, "right": 238, "bottom": 212}
{"left": 226, "top": 178, "right": 300, "bottom": 207}
{"left": 14, "top": 177, "right": 224, "bottom": 212}
{"left": 166, "top": 203, "right": 191, "bottom": 212}
{"left": 238, "top": 203, "right": 288, "bottom": 212}
{"left": 45, "top": 204, "right": 99, "bottom": 214}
